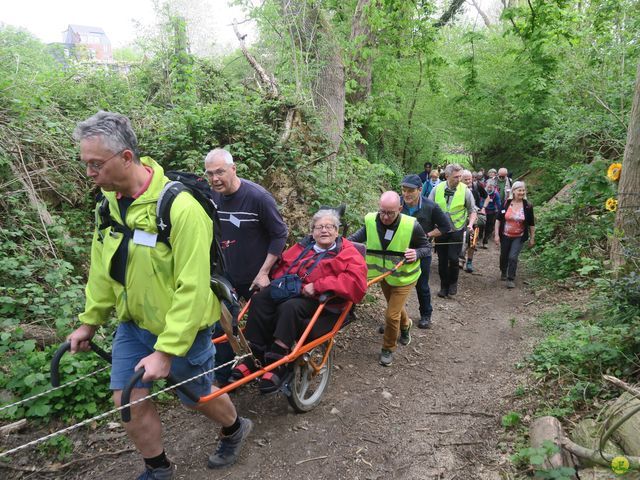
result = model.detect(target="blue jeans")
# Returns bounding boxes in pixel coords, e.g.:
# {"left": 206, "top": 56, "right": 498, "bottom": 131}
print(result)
{"left": 415, "top": 256, "right": 433, "bottom": 318}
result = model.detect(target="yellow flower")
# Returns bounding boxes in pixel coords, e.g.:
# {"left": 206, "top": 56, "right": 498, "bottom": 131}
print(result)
{"left": 607, "top": 162, "right": 622, "bottom": 181}
{"left": 605, "top": 198, "right": 618, "bottom": 212}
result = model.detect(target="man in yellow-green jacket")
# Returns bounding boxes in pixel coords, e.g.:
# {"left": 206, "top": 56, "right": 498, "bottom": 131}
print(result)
{"left": 67, "top": 112, "right": 251, "bottom": 479}
{"left": 348, "top": 191, "right": 430, "bottom": 367}
{"left": 428, "top": 163, "right": 477, "bottom": 298}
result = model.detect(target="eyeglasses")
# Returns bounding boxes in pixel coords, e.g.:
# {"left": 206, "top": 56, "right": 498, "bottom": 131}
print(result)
{"left": 313, "top": 224, "right": 337, "bottom": 232}
{"left": 85, "top": 149, "right": 124, "bottom": 172}
{"left": 378, "top": 210, "right": 398, "bottom": 217}
{"left": 204, "top": 168, "right": 227, "bottom": 178}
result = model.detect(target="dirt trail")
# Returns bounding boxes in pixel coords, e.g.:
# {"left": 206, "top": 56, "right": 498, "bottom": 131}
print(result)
{"left": 6, "top": 244, "right": 541, "bottom": 479}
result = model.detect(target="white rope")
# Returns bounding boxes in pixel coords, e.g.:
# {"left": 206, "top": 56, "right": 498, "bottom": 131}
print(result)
{"left": 0, "top": 354, "right": 251, "bottom": 458}
{"left": 0, "top": 366, "right": 111, "bottom": 413}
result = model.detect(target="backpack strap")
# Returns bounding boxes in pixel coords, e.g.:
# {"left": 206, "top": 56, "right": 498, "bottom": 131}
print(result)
{"left": 155, "top": 180, "right": 185, "bottom": 246}
{"left": 155, "top": 180, "right": 226, "bottom": 276}
{"left": 95, "top": 194, "right": 112, "bottom": 242}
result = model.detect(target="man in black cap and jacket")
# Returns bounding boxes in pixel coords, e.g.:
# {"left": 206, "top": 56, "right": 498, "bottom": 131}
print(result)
{"left": 400, "top": 174, "right": 452, "bottom": 328}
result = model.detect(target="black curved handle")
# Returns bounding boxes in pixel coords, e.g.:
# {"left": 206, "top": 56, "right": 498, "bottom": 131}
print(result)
{"left": 51, "top": 341, "right": 71, "bottom": 387}
{"left": 121, "top": 368, "right": 145, "bottom": 422}
{"left": 89, "top": 342, "right": 112, "bottom": 363}
{"left": 50, "top": 340, "right": 112, "bottom": 387}
{"left": 120, "top": 369, "right": 200, "bottom": 423}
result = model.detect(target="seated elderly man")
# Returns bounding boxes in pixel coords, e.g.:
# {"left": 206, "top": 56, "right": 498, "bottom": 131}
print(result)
{"left": 231, "top": 209, "right": 368, "bottom": 393}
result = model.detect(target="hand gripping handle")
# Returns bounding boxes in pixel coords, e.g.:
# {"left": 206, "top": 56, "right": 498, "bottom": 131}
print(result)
{"left": 50, "top": 340, "right": 113, "bottom": 387}
{"left": 120, "top": 368, "right": 200, "bottom": 422}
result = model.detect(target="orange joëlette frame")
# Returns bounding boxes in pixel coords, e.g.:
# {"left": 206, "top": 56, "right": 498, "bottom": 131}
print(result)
{"left": 198, "top": 259, "right": 406, "bottom": 404}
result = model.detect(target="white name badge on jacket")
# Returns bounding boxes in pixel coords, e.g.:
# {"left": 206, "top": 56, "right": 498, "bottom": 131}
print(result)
{"left": 133, "top": 229, "right": 158, "bottom": 247}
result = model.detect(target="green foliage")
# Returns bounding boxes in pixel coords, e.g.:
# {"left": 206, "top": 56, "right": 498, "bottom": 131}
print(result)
{"left": 527, "top": 159, "right": 615, "bottom": 281}
{"left": 37, "top": 435, "right": 74, "bottom": 462}
{"left": 511, "top": 440, "right": 576, "bottom": 479}
{"left": 501, "top": 411, "right": 522, "bottom": 429}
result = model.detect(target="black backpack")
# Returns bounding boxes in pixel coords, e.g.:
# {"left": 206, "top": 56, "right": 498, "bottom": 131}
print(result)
{"left": 96, "top": 171, "right": 226, "bottom": 277}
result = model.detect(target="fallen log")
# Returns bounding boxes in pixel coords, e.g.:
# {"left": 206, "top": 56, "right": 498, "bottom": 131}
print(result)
{"left": 561, "top": 436, "right": 640, "bottom": 471}
{"left": 0, "top": 419, "right": 27, "bottom": 435}
{"left": 571, "top": 418, "right": 625, "bottom": 467}
{"left": 602, "top": 392, "right": 640, "bottom": 456}
{"left": 530, "top": 416, "right": 576, "bottom": 472}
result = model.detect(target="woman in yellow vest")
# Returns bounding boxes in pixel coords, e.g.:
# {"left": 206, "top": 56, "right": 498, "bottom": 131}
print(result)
{"left": 348, "top": 191, "right": 430, "bottom": 367}
{"left": 428, "top": 164, "right": 477, "bottom": 297}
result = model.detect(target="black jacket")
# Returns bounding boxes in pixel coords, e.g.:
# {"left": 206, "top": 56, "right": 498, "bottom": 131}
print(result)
{"left": 497, "top": 199, "right": 535, "bottom": 241}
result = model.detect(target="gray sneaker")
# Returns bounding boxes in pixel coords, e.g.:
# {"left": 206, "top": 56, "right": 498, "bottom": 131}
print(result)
{"left": 448, "top": 283, "right": 458, "bottom": 296}
{"left": 379, "top": 349, "right": 393, "bottom": 367}
{"left": 506, "top": 280, "right": 516, "bottom": 289}
{"left": 399, "top": 319, "right": 412, "bottom": 346}
{"left": 136, "top": 465, "right": 174, "bottom": 480}
{"left": 208, "top": 417, "right": 253, "bottom": 469}
{"left": 418, "top": 315, "right": 432, "bottom": 329}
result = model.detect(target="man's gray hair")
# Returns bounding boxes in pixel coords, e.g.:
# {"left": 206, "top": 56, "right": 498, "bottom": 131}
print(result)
{"left": 461, "top": 169, "right": 472, "bottom": 178}
{"left": 444, "top": 163, "right": 463, "bottom": 178}
{"left": 310, "top": 209, "right": 341, "bottom": 231}
{"left": 73, "top": 111, "right": 140, "bottom": 163}
{"left": 205, "top": 148, "right": 234, "bottom": 165}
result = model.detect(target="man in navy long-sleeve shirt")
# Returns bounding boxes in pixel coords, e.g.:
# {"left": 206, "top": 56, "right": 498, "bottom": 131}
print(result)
{"left": 205, "top": 148, "right": 288, "bottom": 384}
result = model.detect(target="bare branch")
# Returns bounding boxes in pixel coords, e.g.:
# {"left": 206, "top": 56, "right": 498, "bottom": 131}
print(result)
{"left": 470, "top": 0, "right": 491, "bottom": 27}
{"left": 232, "top": 20, "right": 279, "bottom": 99}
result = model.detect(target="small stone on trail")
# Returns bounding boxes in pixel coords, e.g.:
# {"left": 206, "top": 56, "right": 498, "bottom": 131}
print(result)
{"left": 381, "top": 390, "right": 392, "bottom": 400}
{"left": 107, "top": 422, "right": 120, "bottom": 430}
{"left": 330, "top": 407, "right": 340, "bottom": 415}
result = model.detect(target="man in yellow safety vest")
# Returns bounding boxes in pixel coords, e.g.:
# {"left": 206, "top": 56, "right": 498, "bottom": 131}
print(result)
{"left": 349, "top": 191, "right": 430, "bottom": 367}
{"left": 428, "top": 163, "right": 477, "bottom": 298}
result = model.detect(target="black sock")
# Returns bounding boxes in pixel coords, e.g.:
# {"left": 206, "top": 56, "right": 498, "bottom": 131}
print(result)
{"left": 144, "top": 451, "right": 170, "bottom": 469}
{"left": 221, "top": 416, "right": 241, "bottom": 436}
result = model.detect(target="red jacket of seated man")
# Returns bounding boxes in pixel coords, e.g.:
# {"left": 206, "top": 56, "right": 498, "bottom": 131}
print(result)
{"left": 271, "top": 236, "right": 368, "bottom": 309}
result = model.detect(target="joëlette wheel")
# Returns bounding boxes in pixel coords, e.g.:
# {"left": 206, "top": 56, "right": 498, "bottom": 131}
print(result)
{"left": 287, "top": 341, "right": 334, "bottom": 413}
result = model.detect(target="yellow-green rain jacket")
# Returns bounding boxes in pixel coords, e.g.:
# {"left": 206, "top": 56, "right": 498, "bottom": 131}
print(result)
{"left": 78, "top": 157, "right": 220, "bottom": 356}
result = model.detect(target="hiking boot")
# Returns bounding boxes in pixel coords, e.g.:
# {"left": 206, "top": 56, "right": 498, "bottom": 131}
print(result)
{"left": 506, "top": 280, "right": 516, "bottom": 289}
{"left": 500, "top": 272, "right": 507, "bottom": 281}
{"left": 418, "top": 315, "right": 432, "bottom": 329}
{"left": 136, "top": 464, "right": 175, "bottom": 480}
{"left": 208, "top": 417, "right": 253, "bottom": 469}
{"left": 465, "top": 260, "right": 474, "bottom": 273}
{"left": 448, "top": 283, "right": 458, "bottom": 296}
{"left": 437, "top": 288, "right": 448, "bottom": 298}
{"left": 481, "top": 242, "right": 488, "bottom": 249}
{"left": 399, "top": 320, "right": 412, "bottom": 346}
{"left": 379, "top": 349, "right": 393, "bottom": 367}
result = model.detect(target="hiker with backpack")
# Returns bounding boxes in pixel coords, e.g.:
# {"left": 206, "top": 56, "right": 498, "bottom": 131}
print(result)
{"left": 230, "top": 209, "right": 367, "bottom": 393}
{"left": 67, "top": 112, "right": 252, "bottom": 479}
{"left": 204, "top": 148, "right": 288, "bottom": 386}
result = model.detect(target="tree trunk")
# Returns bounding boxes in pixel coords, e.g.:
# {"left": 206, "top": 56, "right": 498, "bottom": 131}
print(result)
{"left": 401, "top": 53, "right": 424, "bottom": 168}
{"left": 313, "top": 11, "right": 345, "bottom": 154}
{"left": 347, "top": 0, "right": 374, "bottom": 105}
{"left": 611, "top": 60, "right": 640, "bottom": 271}
{"left": 281, "top": 0, "right": 345, "bottom": 154}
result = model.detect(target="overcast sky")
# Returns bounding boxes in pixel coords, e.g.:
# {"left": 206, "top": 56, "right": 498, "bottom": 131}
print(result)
{"left": 1, "top": 0, "right": 502, "bottom": 55}
{"left": 0, "top": 0, "right": 252, "bottom": 55}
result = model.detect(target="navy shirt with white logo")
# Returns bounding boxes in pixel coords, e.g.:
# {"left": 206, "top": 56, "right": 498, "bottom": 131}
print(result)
{"left": 211, "top": 179, "right": 288, "bottom": 286}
